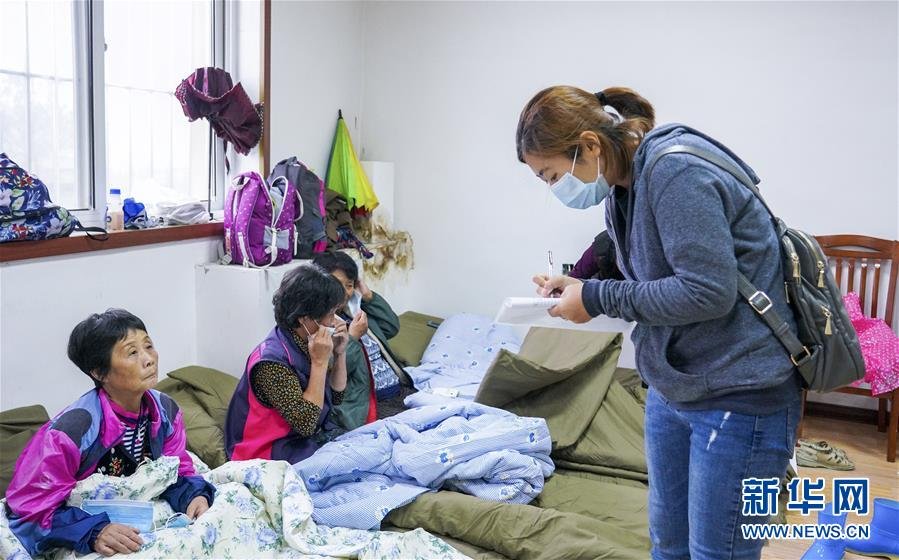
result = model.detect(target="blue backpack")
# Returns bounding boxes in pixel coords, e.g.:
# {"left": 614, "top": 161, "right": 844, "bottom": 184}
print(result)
{"left": 0, "top": 153, "right": 104, "bottom": 243}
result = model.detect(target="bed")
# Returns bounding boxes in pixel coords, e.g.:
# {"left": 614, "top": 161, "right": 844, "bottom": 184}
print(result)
{"left": 383, "top": 318, "right": 650, "bottom": 559}
{"left": 0, "top": 312, "right": 650, "bottom": 559}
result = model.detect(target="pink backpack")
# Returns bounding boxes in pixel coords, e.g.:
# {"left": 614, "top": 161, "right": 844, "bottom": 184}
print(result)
{"left": 223, "top": 172, "right": 303, "bottom": 267}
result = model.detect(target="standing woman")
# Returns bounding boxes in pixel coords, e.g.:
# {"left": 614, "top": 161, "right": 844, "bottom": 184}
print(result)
{"left": 518, "top": 86, "right": 801, "bottom": 559}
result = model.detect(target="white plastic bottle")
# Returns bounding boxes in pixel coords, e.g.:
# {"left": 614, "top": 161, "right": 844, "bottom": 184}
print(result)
{"left": 106, "top": 188, "right": 124, "bottom": 231}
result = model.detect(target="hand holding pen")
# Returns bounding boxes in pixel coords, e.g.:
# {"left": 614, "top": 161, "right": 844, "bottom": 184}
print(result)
{"left": 536, "top": 250, "right": 566, "bottom": 297}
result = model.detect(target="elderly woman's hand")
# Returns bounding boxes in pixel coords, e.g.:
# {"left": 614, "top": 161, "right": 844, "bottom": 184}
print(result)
{"left": 93, "top": 523, "right": 143, "bottom": 556}
{"left": 356, "top": 277, "right": 374, "bottom": 302}
{"left": 186, "top": 496, "right": 209, "bottom": 519}
{"left": 348, "top": 310, "right": 368, "bottom": 339}
{"left": 332, "top": 321, "right": 349, "bottom": 355}
{"left": 309, "top": 326, "right": 333, "bottom": 367}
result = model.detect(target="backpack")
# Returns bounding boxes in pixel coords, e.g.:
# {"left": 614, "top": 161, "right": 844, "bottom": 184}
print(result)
{"left": 223, "top": 171, "right": 302, "bottom": 267}
{"left": 0, "top": 153, "right": 105, "bottom": 243}
{"left": 267, "top": 157, "right": 327, "bottom": 259}
{"left": 647, "top": 145, "right": 865, "bottom": 392}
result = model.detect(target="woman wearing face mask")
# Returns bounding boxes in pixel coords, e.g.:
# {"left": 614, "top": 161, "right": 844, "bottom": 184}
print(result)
{"left": 225, "top": 264, "right": 349, "bottom": 464}
{"left": 311, "top": 251, "right": 408, "bottom": 430}
{"left": 6, "top": 309, "right": 215, "bottom": 557}
{"left": 519, "top": 86, "right": 801, "bottom": 560}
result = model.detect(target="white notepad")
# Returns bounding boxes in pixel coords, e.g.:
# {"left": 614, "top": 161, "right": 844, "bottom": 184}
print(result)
{"left": 494, "top": 297, "right": 634, "bottom": 333}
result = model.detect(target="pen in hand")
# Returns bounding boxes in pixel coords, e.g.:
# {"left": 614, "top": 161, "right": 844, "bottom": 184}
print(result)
{"left": 544, "top": 250, "right": 563, "bottom": 298}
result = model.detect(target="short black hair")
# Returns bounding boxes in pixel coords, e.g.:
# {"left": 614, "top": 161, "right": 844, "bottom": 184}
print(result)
{"left": 67, "top": 309, "right": 148, "bottom": 387}
{"left": 311, "top": 251, "right": 358, "bottom": 282}
{"left": 273, "top": 264, "right": 345, "bottom": 331}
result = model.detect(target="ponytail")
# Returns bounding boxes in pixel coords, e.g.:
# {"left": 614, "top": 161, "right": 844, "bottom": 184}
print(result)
{"left": 517, "top": 85, "right": 656, "bottom": 183}
{"left": 595, "top": 87, "right": 655, "bottom": 132}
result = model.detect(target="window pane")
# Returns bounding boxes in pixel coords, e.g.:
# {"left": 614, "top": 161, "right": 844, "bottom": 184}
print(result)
{"left": 0, "top": 74, "right": 29, "bottom": 165}
{"left": 0, "top": 2, "right": 28, "bottom": 73}
{"left": 27, "top": 1, "right": 74, "bottom": 80}
{"left": 0, "top": 1, "right": 81, "bottom": 209}
{"left": 104, "top": 1, "right": 212, "bottom": 205}
{"left": 29, "top": 78, "right": 77, "bottom": 206}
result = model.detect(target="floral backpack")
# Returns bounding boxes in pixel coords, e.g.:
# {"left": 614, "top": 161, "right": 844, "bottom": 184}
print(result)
{"left": 0, "top": 153, "right": 104, "bottom": 243}
{"left": 223, "top": 171, "right": 302, "bottom": 267}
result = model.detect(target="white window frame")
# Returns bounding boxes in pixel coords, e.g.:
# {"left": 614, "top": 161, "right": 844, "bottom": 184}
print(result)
{"left": 72, "top": 0, "right": 228, "bottom": 228}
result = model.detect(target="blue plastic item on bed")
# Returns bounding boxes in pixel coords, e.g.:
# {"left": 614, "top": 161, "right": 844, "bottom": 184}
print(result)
{"left": 81, "top": 499, "right": 154, "bottom": 533}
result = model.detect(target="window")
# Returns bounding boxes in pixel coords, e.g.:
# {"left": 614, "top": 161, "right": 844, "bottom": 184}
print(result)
{"left": 0, "top": 0, "right": 227, "bottom": 225}
{"left": 0, "top": 1, "right": 82, "bottom": 209}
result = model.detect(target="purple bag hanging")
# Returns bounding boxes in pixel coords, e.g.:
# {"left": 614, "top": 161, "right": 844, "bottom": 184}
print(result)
{"left": 223, "top": 172, "right": 303, "bottom": 267}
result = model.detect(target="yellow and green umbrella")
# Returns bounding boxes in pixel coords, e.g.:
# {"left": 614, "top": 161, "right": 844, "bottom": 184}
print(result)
{"left": 325, "top": 110, "right": 379, "bottom": 212}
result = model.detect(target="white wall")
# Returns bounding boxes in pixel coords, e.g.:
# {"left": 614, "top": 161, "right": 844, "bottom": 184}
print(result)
{"left": 0, "top": 239, "right": 219, "bottom": 415}
{"left": 269, "top": 0, "right": 366, "bottom": 178}
{"left": 359, "top": 1, "right": 898, "bottom": 321}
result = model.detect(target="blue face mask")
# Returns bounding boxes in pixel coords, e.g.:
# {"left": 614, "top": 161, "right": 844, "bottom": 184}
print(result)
{"left": 82, "top": 499, "right": 154, "bottom": 533}
{"left": 549, "top": 145, "right": 610, "bottom": 209}
{"left": 346, "top": 290, "right": 362, "bottom": 317}
{"left": 315, "top": 320, "right": 336, "bottom": 336}
{"left": 303, "top": 317, "right": 336, "bottom": 337}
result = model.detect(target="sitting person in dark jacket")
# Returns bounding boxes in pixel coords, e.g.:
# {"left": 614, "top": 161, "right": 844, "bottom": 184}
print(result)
{"left": 568, "top": 230, "right": 624, "bottom": 281}
{"left": 311, "top": 251, "right": 410, "bottom": 429}
{"left": 225, "top": 264, "right": 349, "bottom": 463}
{"left": 5, "top": 309, "right": 215, "bottom": 557}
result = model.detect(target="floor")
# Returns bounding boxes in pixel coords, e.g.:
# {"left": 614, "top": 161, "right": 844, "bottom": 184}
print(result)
{"left": 763, "top": 414, "right": 899, "bottom": 559}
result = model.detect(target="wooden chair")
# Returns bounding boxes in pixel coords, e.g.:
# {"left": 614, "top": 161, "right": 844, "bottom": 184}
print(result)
{"left": 806, "top": 235, "right": 899, "bottom": 463}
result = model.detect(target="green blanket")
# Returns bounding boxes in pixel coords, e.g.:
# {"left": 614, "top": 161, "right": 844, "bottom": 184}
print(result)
{"left": 386, "top": 311, "right": 443, "bottom": 368}
{"left": 155, "top": 366, "right": 238, "bottom": 469}
{"left": 387, "top": 327, "right": 650, "bottom": 559}
{"left": 0, "top": 404, "right": 50, "bottom": 497}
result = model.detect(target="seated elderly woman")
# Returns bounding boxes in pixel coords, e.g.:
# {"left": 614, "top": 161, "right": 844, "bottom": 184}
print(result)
{"left": 5, "top": 309, "right": 215, "bottom": 558}
{"left": 225, "top": 264, "right": 349, "bottom": 464}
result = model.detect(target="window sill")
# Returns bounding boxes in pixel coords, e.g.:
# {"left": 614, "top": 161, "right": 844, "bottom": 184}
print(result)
{"left": 0, "top": 222, "right": 223, "bottom": 263}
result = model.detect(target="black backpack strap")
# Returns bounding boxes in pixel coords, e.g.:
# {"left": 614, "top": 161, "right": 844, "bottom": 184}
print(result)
{"left": 735, "top": 273, "right": 811, "bottom": 367}
{"left": 647, "top": 144, "right": 778, "bottom": 220}
{"left": 646, "top": 144, "right": 811, "bottom": 367}
{"left": 74, "top": 220, "right": 109, "bottom": 241}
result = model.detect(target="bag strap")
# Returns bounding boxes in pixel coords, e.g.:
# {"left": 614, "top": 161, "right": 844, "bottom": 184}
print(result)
{"left": 74, "top": 220, "right": 109, "bottom": 241}
{"left": 646, "top": 144, "right": 811, "bottom": 367}
{"left": 647, "top": 144, "right": 778, "bottom": 220}
{"left": 735, "top": 273, "right": 811, "bottom": 367}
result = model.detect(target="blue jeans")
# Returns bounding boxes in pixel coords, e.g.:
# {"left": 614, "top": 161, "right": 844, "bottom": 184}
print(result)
{"left": 645, "top": 387, "right": 800, "bottom": 560}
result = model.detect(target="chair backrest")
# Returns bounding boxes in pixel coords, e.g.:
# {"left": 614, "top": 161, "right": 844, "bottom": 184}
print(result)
{"left": 816, "top": 235, "right": 899, "bottom": 328}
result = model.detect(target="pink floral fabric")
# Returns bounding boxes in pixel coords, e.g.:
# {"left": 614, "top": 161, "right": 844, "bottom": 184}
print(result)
{"left": 844, "top": 292, "right": 899, "bottom": 395}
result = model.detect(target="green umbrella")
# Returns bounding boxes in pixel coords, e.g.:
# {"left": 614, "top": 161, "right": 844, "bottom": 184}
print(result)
{"left": 325, "top": 110, "right": 379, "bottom": 211}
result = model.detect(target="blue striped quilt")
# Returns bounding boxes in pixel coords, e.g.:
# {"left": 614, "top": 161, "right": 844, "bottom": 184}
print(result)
{"left": 294, "top": 401, "right": 553, "bottom": 530}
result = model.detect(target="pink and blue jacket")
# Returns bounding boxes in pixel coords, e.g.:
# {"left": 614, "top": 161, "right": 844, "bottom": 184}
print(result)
{"left": 5, "top": 388, "right": 215, "bottom": 556}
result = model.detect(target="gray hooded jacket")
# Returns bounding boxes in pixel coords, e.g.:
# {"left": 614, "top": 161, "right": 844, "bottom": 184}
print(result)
{"left": 582, "top": 124, "right": 799, "bottom": 409}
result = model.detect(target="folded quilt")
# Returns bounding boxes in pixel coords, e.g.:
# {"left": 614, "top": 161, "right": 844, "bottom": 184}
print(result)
{"left": 405, "top": 314, "right": 521, "bottom": 399}
{"left": 295, "top": 401, "right": 553, "bottom": 530}
{"left": 0, "top": 455, "right": 467, "bottom": 560}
